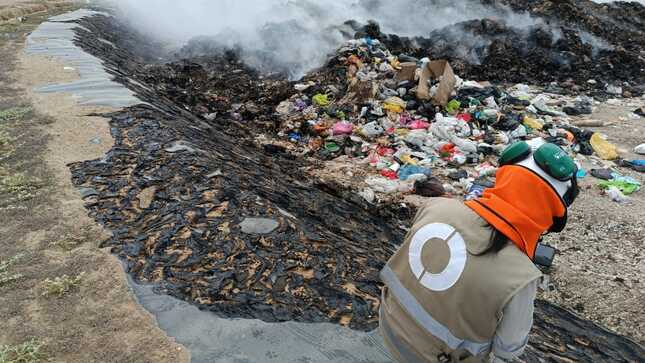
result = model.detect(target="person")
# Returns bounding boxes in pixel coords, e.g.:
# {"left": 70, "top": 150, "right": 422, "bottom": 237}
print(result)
{"left": 379, "top": 140, "right": 579, "bottom": 363}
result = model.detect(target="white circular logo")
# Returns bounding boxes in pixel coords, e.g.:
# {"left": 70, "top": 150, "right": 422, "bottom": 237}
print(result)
{"left": 408, "top": 223, "right": 467, "bottom": 292}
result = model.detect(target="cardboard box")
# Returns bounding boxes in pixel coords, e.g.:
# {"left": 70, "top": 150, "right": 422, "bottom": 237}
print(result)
{"left": 395, "top": 62, "right": 418, "bottom": 83}
{"left": 416, "top": 60, "right": 456, "bottom": 106}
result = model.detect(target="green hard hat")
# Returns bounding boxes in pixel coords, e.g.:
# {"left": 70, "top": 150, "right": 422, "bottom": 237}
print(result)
{"left": 500, "top": 141, "right": 576, "bottom": 182}
{"left": 533, "top": 143, "right": 577, "bottom": 181}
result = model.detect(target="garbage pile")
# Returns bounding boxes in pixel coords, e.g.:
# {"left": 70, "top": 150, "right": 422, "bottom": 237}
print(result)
{"left": 268, "top": 36, "right": 643, "bottom": 204}
{"left": 367, "top": 0, "right": 645, "bottom": 89}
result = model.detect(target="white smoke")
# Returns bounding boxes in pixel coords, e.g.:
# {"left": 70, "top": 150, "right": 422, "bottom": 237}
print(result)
{"left": 593, "top": 0, "right": 645, "bottom": 3}
{"left": 102, "top": 0, "right": 542, "bottom": 78}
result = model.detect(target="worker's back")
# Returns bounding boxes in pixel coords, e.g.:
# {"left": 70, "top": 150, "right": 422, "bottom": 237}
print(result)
{"left": 380, "top": 197, "right": 541, "bottom": 363}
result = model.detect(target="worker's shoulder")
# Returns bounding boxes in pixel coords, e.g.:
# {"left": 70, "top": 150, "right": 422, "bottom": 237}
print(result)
{"left": 416, "top": 197, "right": 482, "bottom": 225}
{"left": 420, "top": 197, "right": 472, "bottom": 214}
{"left": 422, "top": 196, "right": 463, "bottom": 207}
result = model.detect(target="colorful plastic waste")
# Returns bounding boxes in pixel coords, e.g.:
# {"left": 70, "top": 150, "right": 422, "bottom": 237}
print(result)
{"left": 313, "top": 93, "right": 331, "bottom": 107}
{"left": 465, "top": 184, "right": 486, "bottom": 200}
{"left": 288, "top": 132, "right": 302, "bottom": 142}
{"left": 398, "top": 165, "right": 431, "bottom": 181}
{"left": 446, "top": 100, "right": 461, "bottom": 114}
{"left": 332, "top": 122, "right": 354, "bottom": 136}
{"left": 380, "top": 169, "right": 398, "bottom": 180}
{"left": 325, "top": 141, "right": 340, "bottom": 153}
{"left": 270, "top": 35, "right": 641, "bottom": 202}
{"left": 523, "top": 116, "right": 544, "bottom": 130}
{"left": 408, "top": 120, "right": 430, "bottom": 130}
{"left": 599, "top": 176, "right": 641, "bottom": 195}
{"left": 590, "top": 133, "right": 618, "bottom": 160}
{"left": 383, "top": 97, "right": 407, "bottom": 113}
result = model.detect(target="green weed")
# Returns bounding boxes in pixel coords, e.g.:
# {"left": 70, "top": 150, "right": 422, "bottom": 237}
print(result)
{"left": 0, "top": 173, "right": 41, "bottom": 207}
{"left": 0, "top": 107, "right": 31, "bottom": 122}
{"left": 0, "top": 253, "right": 24, "bottom": 287}
{"left": 42, "top": 273, "right": 84, "bottom": 298}
{"left": 0, "top": 339, "right": 46, "bottom": 363}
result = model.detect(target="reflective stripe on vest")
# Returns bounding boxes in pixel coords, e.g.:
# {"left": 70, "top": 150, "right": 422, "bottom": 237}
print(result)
{"left": 381, "top": 266, "right": 492, "bottom": 357}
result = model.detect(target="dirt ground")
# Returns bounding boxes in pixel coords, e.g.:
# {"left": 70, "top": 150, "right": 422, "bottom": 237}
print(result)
{"left": 542, "top": 99, "right": 645, "bottom": 343}
{"left": 0, "top": 6, "right": 189, "bottom": 363}
{"left": 0, "top": 0, "right": 72, "bottom": 22}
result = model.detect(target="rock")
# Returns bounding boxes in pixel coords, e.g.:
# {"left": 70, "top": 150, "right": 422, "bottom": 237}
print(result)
{"left": 239, "top": 218, "right": 279, "bottom": 235}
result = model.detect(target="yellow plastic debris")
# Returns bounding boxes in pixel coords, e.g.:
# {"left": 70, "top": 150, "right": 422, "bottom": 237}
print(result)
{"left": 590, "top": 133, "right": 618, "bottom": 160}
{"left": 400, "top": 154, "right": 418, "bottom": 165}
{"left": 523, "top": 115, "right": 544, "bottom": 130}
{"left": 383, "top": 97, "right": 407, "bottom": 113}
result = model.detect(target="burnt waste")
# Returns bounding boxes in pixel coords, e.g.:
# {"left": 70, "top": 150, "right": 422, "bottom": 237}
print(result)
{"left": 68, "top": 3, "right": 645, "bottom": 362}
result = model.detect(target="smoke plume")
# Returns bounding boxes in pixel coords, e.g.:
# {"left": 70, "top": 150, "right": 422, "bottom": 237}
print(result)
{"left": 104, "top": 0, "right": 541, "bottom": 78}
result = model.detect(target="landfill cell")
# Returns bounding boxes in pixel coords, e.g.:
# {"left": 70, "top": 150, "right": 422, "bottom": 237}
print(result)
{"left": 67, "top": 9, "right": 644, "bottom": 363}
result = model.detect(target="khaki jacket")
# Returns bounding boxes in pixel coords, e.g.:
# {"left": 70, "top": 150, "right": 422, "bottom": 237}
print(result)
{"left": 380, "top": 198, "right": 541, "bottom": 363}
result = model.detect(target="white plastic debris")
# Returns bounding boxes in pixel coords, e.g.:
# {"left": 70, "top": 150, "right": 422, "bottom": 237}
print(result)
{"left": 360, "top": 121, "right": 384, "bottom": 139}
{"left": 635, "top": 143, "right": 645, "bottom": 155}
{"left": 606, "top": 85, "right": 623, "bottom": 95}
{"left": 358, "top": 188, "right": 376, "bottom": 203}
{"left": 366, "top": 177, "right": 415, "bottom": 194}
{"left": 607, "top": 186, "right": 629, "bottom": 203}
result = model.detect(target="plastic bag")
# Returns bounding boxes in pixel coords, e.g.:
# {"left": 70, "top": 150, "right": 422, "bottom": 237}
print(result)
{"left": 360, "top": 121, "right": 384, "bottom": 139}
{"left": 358, "top": 188, "right": 376, "bottom": 203}
{"left": 399, "top": 165, "right": 431, "bottom": 181}
{"left": 332, "top": 122, "right": 354, "bottom": 136}
{"left": 366, "top": 176, "right": 415, "bottom": 194}
{"left": 606, "top": 186, "right": 629, "bottom": 203}
{"left": 523, "top": 115, "right": 544, "bottom": 130}
{"left": 313, "top": 94, "right": 331, "bottom": 107}
{"left": 599, "top": 177, "right": 641, "bottom": 195}
{"left": 445, "top": 100, "right": 461, "bottom": 114}
{"left": 383, "top": 97, "right": 407, "bottom": 113}
{"left": 635, "top": 143, "right": 645, "bottom": 155}
{"left": 408, "top": 120, "right": 430, "bottom": 130}
{"left": 590, "top": 133, "right": 618, "bottom": 160}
